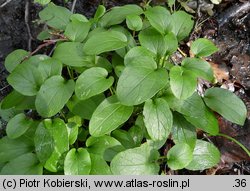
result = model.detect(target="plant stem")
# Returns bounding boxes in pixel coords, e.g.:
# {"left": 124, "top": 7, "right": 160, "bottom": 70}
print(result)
{"left": 24, "top": 39, "right": 67, "bottom": 60}
{"left": 217, "top": 133, "right": 250, "bottom": 157}
{"left": 158, "top": 53, "right": 168, "bottom": 68}
{"left": 109, "top": 86, "right": 116, "bottom": 95}
{"left": 162, "top": 54, "right": 168, "bottom": 68}
{"left": 59, "top": 111, "right": 66, "bottom": 120}
{"left": 157, "top": 155, "right": 168, "bottom": 163}
{"left": 170, "top": 6, "right": 173, "bottom": 14}
{"left": 158, "top": 155, "right": 167, "bottom": 160}
{"left": 177, "top": 48, "right": 187, "bottom": 57}
{"left": 146, "top": 0, "right": 152, "bottom": 6}
{"left": 109, "top": 88, "right": 114, "bottom": 95}
{"left": 67, "top": 66, "right": 74, "bottom": 79}
{"left": 132, "top": 30, "right": 136, "bottom": 38}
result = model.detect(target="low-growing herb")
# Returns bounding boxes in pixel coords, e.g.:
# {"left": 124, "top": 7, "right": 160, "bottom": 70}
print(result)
{"left": 0, "top": 2, "right": 248, "bottom": 175}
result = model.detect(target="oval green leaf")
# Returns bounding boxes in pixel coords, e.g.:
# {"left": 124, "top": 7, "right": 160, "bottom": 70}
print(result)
{"left": 86, "top": 135, "right": 121, "bottom": 155}
{"left": 64, "top": 148, "right": 91, "bottom": 175}
{"left": 111, "top": 143, "right": 160, "bottom": 175}
{"left": 83, "top": 31, "right": 127, "bottom": 55}
{"left": 89, "top": 96, "right": 133, "bottom": 137}
{"left": 86, "top": 135, "right": 123, "bottom": 159}
{"left": 170, "top": 65, "right": 197, "bottom": 99}
{"left": 191, "top": 38, "right": 218, "bottom": 57}
{"left": 35, "top": 75, "right": 75, "bottom": 117}
{"left": 170, "top": 11, "right": 194, "bottom": 41}
{"left": 164, "top": 91, "right": 219, "bottom": 135}
{"left": 117, "top": 67, "right": 168, "bottom": 106}
{"left": 0, "top": 136, "right": 34, "bottom": 163}
{"left": 67, "top": 94, "right": 105, "bottom": 120}
{"left": 43, "top": 118, "right": 69, "bottom": 172}
{"left": 172, "top": 112, "right": 197, "bottom": 150}
{"left": 204, "top": 87, "right": 247, "bottom": 125}
{"left": 0, "top": 102, "right": 22, "bottom": 122}
{"left": 0, "top": 153, "right": 43, "bottom": 175}
{"left": 64, "top": 20, "right": 91, "bottom": 42}
{"left": 87, "top": 135, "right": 124, "bottom": 162}
{"left": 164, "top": 32, "right": 178, "bottom": 55}
{"left": 167, "top": 143, "right": 193, "bottom": 170}
{"left": 111, "top": 129, "right": 136, "bottom": 149}
{"left": 124, "top": 46, "right": 156, "bottom": 68}
{"left": 37, "top": 30, "right": 51, "bottom": 40}
{"left": 39, "top": 3, "right": 72, "bottom": 30}
{"left": 1, "top": 90, "right": 35, "bottom": 110}
{"left": 181, "top": 57, "right": 214, "bottom": 81}
{"left": 128, "top": 125, "right": 144, "bottom": 146}
{"left": 34, "top": 122, "right": 54, "bottom": 164}
{"left": 6, "top": 113, "right": 34, "bottom": 139}
{"left": 126, "top": 14, "right": 143, "bottom": 31}
{"left": 75, "top": 67, "right": 114, "bottom": 100}
{"left": 7, "top": 62, "right": 43, "bottom": 96}
{"left": 143, "top": 98, "right": 173, "bottom": 141}
{"left": 139, "top": 27, "right": 168, "bottom": 56}
{"left": 186, "top": 140, "right": 220, "bottom": 171}
{"left": 67, "top": 122, "right": 79, "bottom": 145}
{"left": 183, "top": 93, "right": 219, "bottom": 135}
{"left": 144, "top": 6, "right": 171, "bottom": 34}
{"left": 147, "top": 139, "right": 166, "bottom": 150}
{"left": 22, "top": 54, "right": 50, "bottom": 66}
{"left": 70, "top": 14, "right": 88, "bottom": 22}
{"left": 112, "top": 25, "right": 137, "bottom": 57}
{"left": 4, "top": 49, "right": 29, "bottom": 73}
{"left": 94, "top": 5, "right": 106, "bottom": 19}
{"left": 99, "top": 5, "right": 143, "bottom": 27}
{"left": 89, "top": 153, "right": 111, "bottom": 175}
{"left": 38, "top": 57, "right": 63, "bottom": 81}
{"left": 53, "top": 42, "right": 95, "bottom": 67}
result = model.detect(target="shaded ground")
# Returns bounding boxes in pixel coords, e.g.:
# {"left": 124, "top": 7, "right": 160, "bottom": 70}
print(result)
{"left": 187, "top": 0, "right": 250, "bottom": 174}
{"left": 211, "top": 1, "right": 250, "bottom": 174}
{"left": 0, "top": 0, "right": 249, "bottom": 174}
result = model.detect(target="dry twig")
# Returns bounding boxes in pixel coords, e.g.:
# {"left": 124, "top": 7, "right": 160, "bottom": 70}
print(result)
{"left": 0, "top": 85, "right": 10, "bottom": 92}
{"left": 0, "top": 0, "right": 13, "bottom": 8}
{"left": 26, "top": 39, "right": 67, "bottom": 58}
{"left": 71, "top": 0, "right": 78, "bottom": 12}
{"left": 25, "top": 0, "right": 33, "bottom": 51}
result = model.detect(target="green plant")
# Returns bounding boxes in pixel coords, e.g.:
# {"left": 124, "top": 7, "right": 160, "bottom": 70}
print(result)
{"left": 0, "top": 2, "right": 248, "bottom": 175}
{"left": 34, "top": 0, "right": 70, "bottom": 5}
